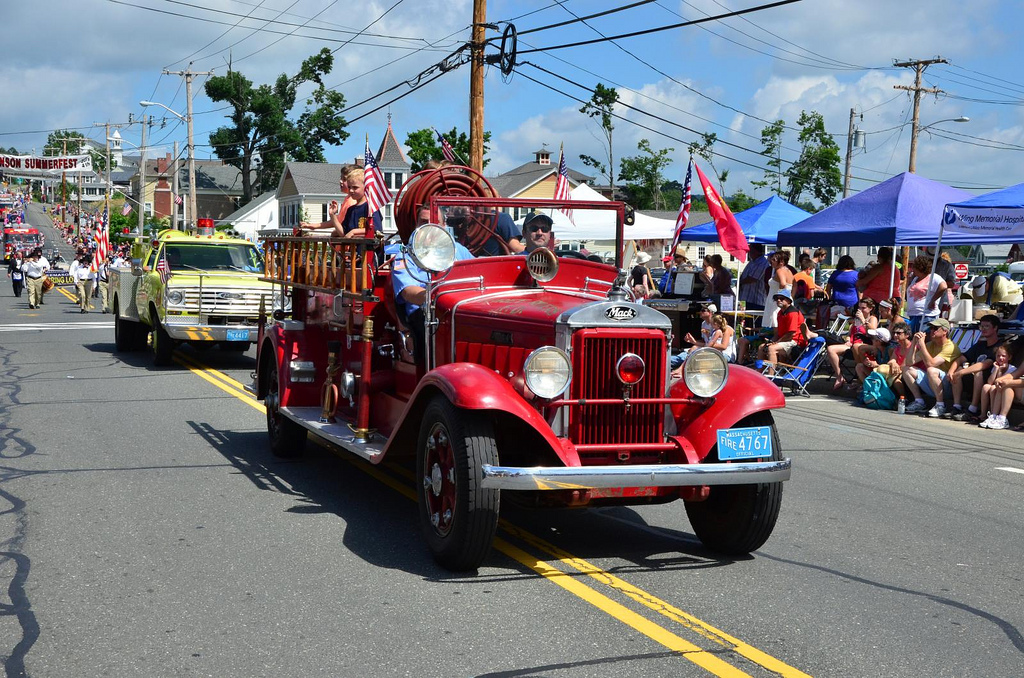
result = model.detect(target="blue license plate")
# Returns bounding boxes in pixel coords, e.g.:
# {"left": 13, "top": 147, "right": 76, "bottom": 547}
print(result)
{"left": 225, "top": 329, "right": 250, "bottom": 342}
{"left": 717, "top": 426, "right": 772, "bottom": 460}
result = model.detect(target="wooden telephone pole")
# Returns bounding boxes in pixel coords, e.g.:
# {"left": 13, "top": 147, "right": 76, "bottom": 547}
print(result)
{"left": 163, "top": 67, "right": 213, "bottom": 230}
{"left": 469, "top": 0, "right": 486, "bottom": 172}
{"left": 893, "top": 57, "right": 947, "bottom": 296}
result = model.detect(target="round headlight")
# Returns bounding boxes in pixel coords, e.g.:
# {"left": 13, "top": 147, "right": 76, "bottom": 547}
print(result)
{"left": 273, "top": 290, "right": 292, "bottom": 312}
{"left": 166, "top": 289, "right": 184, "bottom": 305}
{"left": 683, "top": 347, "right": 728, "bottom": 397}
{"left": 408, "top": 224, "right": 456, "bottom": 274}
{"left": 524, "top": 346, "right": 572, "bottom": 399}
{"left": 616, "top": 353, "right": 645, "bottom": 384}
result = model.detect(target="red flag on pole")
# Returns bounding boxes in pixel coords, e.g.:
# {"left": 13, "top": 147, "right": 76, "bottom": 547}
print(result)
{"left": 693, "top": 162, "right": 749, "bottom": 263}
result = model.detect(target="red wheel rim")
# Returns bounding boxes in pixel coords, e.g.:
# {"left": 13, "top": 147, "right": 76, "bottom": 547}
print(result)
{"left": 423, "top": 422, "right": 456, "bottom": 537}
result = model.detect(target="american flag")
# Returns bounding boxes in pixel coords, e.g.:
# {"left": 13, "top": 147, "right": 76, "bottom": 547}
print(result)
{"left": 121, "top": 203, "right": 132, "bottom": 216}
{"left": 174, "top": 193, "right": 184, "bottom": 206}
{"left": 363, "top": 137, "right": 392, "bottom": 228}
{"left": 671, "top": 159, "right": 693, "bottom": 250}
{"left": 435, "top": 128, "right": 457, "bottom": 163}
{"left": 553, "top": 144, "right": 573, "bottom": 223}
{"left": 156, "top": 248, "right": 171, "bottom": 285}
{"left": 91, "top": 224, "right": 110, "bottom": 272}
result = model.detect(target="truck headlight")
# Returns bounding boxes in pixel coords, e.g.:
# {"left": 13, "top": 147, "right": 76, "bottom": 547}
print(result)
{"left": 166, "top": 289, "right": 185, "bottom": 305}
{"left": 408, "top": 224, "right": 456, "bottom": 274}
{"left": 524, "top": 346, "right": 571, "bottom": 399}
{"left": 683, "top": 347, "right": 728, "bottom": 397}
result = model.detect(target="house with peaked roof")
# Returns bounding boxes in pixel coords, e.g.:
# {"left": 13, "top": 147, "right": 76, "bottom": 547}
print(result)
{"left": 220, "top": 190, "right": 278, "bottom": 241}
{"left": 275, "top": 123, "right": 411, "bottom": 234}
{"left": 488, "top": 146, "right": 593, "bottom": 221}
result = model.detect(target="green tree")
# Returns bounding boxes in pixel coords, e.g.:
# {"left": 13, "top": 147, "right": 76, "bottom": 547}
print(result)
{"left": 578, "top": 83, "right": 619, "bottom": 189}
{"left": 750, "top": 119, "right": 785, "bottom": 196}
{"left": 619, "top": 139, "right": 674, "bottom": 210}
{"left": 727, "top": 189, "right": 758, "bottom": 212}
{"left": 785, "top": 110, "right": 842, "bottom": 207}
{"left": 44, "top": 130, "right": 110, "bottom": 172}
{"left": 205, "top": 48, "right": 348, "bottom": 207}
{"left": 404, "top": 127, "right": 489, "bottom": 172}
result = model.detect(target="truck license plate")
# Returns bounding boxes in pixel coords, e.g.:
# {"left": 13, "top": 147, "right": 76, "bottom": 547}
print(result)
{"left": 716, "top": 426, "right": 772, "bottom": 460}
{"left": 225, "top": 329, "right": 250, "bottom": 342}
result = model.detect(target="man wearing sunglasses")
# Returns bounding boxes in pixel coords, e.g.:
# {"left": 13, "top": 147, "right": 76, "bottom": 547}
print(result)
{"left": 521, "top": 213, "right": 554, "bottom": 253}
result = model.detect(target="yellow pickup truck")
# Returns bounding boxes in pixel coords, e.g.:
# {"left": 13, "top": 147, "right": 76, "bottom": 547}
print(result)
{"left": 110, "top": 229, "right": 282, "bottom": 366}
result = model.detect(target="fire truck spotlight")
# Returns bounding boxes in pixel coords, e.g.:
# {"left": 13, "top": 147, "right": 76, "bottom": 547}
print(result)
{"left": 616, "top": 353, "right": 645, "bottom": 385}
{"left": 408, "top": 224, "right": 456, "bottom": 274}
{"left": 165, "top": 288, "right": 185, "bottom": 306}
{"left": 524, "top": 346, "right": 571, "bottom": 399}
{"left": 683, "top": 347, "right": 729, "bottom": 397}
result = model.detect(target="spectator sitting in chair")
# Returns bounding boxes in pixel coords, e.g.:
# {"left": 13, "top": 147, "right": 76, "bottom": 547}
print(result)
{"left": 901, "top": 318, "right": 962, "bottom": 415}
{"left": 876, "top": 323, "right": 913, "bottom": 398}
{"left": 854, "top": 327, "right": 892, "bottom": 386}
{"left": 946, "top": 314, "right": 1002, "bottom": 422}
{"left": 756, "top": 289, "right": 806, "bottom": 375}
{"left": 826, "top": 297, "right": 879, "bottom": 391}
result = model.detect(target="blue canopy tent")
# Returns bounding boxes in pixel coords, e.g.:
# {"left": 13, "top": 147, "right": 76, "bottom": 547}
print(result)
{"left": 941, "top": 182, "right": 1024, "bottom": 243}
{"left": 776, "top": 172, "right": 972, "bottom": 246}
{"left": 680, "top": 195, "right": 809, "bottom": 245}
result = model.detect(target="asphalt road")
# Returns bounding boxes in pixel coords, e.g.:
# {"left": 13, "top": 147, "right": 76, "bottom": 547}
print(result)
{"left": 1, "top": 203, "right": 1022, "bottom": 677}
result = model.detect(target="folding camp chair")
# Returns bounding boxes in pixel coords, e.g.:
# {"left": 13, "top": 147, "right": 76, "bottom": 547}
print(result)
{"left": 756, "top": 337, "right": 827, "bottom": 397}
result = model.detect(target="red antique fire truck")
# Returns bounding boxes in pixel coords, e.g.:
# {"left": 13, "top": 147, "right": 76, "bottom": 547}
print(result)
{"left": 252, "top": 166, "right": 790, "bottom": 570}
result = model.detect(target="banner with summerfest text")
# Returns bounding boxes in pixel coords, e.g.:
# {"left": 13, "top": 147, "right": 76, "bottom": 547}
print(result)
{"left": 0, "top": 153, "right": 93, "bottom": 178}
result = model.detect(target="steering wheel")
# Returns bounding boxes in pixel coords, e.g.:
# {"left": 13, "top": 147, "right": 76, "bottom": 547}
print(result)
{"left": 555, "top": 250, "right": 589, "bottom": 261}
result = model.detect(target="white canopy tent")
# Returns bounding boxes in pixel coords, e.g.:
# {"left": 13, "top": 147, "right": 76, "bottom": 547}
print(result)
{"left": 517, "top": 183, "right": 678, "bottom": 240}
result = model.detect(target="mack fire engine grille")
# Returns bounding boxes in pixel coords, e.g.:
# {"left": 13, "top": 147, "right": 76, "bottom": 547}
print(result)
{"left": 168, "top": 287, "right": 270, "bottom": 317}
{"left": 569, "top": 329, "right": 666, "bottom": 461}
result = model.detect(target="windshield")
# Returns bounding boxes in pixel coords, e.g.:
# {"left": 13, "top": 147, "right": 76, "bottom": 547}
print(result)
{"left": 163, "top": 243, "right": 263, "bottom": 273}
{"left": 6, "top": 233, "right": 40, "bottom": 245}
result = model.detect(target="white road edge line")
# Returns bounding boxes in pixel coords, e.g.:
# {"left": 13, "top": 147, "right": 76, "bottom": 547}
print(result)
{"left": 995, "top": 467, "right": 1024, "bottom": 475}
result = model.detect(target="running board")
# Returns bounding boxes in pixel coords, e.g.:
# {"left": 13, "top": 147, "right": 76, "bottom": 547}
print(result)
{"left": 279, "top": 407, "right": 385, "bottom": 463}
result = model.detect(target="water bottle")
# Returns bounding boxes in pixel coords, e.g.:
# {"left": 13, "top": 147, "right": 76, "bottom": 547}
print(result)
{"left": 898, "top": 396, "right": 906, "bottom": 415}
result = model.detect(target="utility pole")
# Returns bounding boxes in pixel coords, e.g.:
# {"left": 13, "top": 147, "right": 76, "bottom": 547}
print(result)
{"left": 894, "top": 57, "right": 946, "bottom": 294}
{"left": 172, "top": 141, "right": 180, "bottom": 230}
{"left": 469, "top": 0, "right": 486, "bottom": 172}
{"left": 61, "top": 139, "right": 67, "bottom": 211}
{"left": 105, "top": 123, "right": 111, "bottom": 239}
{"left": 138, "top": 115, "right": 148, "bottom": 235}
{"left": 842, "top": 108, "right": 861, "bottom": 199}
{"left": 894, "top": 57, "right": 946, "bottom": 174}
{"left": 163, "top": 67, "right": 213, "bottom": 231}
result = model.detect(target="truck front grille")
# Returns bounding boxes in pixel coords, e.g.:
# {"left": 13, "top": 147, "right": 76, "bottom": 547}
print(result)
{"left": 569, "top": 328, "right": 666, "bottom": 460}
{"left": 171, "top": 287, "right": 272, "bottom": 317}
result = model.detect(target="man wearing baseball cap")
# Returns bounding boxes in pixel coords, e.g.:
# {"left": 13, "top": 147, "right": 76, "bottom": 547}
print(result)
{"left": 901, "top": 317, "right": 962, "bottom": 415}
{"left": 755, "top": 289, "right": 807, "bottom": 373}
{"left": 521, "top": 213, "right": 554, "bottom": 253}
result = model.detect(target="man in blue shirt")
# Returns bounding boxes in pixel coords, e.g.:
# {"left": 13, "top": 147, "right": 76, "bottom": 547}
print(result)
{"left": 738, "top": 243, "right": 770, "bottom": 311}
{"left": 389, "top": 205, "right": 475, "bottom": 365}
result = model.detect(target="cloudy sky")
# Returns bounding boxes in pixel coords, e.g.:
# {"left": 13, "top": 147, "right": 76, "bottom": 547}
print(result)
{"left": 3, "top": 0, "right": 1022, "bottom": 204}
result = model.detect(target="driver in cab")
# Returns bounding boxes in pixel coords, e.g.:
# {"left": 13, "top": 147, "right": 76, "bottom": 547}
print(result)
{"left": 389, "top": 204, "right": 474, "bottom": 364}
{"left": 520, "top": 213, "right": 554, "bottom": 254}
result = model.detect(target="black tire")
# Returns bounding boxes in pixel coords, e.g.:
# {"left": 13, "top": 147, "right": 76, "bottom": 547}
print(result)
{"left": 152, "top": 314, "right": 175, "bottom": 367}
{"left": 416, "top": 396, "right": 499, "bottom": 571}
{"left": 114, "top": 301, "right": 135, "bottom": 352}
{"left": 265, "top": 360, "right": 306, "bottom": 458}
{"left": 684, "top": 411, "right": 784, "bottom": 555}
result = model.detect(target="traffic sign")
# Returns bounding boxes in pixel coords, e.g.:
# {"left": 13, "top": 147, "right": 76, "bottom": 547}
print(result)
{"left": 954, "top": 262, "right": 970, "bottom": 280}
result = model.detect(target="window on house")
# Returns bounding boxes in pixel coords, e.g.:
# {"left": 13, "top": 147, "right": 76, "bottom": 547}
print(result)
{"left": 145, "top": 202, "right": 153, "bottom": 216}
{"left": 832, "top": 247, "right": 844, "bottom": 260}
{"left": 697, "top": 245, "right": 707, "bottom": 260}
{"left": 322, "top": 203, "right": 328, "bottom": 223}
{"left": 867, "top": 245, "right": 878, "bottom": 255}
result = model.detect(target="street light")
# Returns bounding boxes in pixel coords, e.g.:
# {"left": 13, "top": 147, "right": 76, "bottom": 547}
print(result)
{"left": 908, "top": 115, "right": 969, "bottom": 173}
{"left": 140, "top": 100, "right": 196, "bottom": 231}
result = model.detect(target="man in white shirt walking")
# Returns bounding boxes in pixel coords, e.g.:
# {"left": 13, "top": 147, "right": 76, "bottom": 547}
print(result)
{"left": 74, "top": 255, "right": 96, "bottom": 313}
{"left": 23, "top": 248, "right": 49, "bottom": 309}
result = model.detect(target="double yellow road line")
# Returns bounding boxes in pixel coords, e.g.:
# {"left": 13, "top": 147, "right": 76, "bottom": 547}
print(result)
{"left": 177, "top": 351, "right": 810, "bottom": 677}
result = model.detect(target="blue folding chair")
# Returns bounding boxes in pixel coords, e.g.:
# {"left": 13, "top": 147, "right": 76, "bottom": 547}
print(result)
{"left": 756, "top": 336, "right": 827, "bottom": 397}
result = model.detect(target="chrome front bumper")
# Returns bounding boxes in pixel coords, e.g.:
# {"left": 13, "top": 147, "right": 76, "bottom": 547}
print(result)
{"left": 480, "top": 459, "right": 791, "bottom": 491}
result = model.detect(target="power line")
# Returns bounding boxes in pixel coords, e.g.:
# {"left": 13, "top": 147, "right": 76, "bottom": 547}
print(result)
{"left": 164, "top": 0, "right": 271, "bottom": 69}
{"left": 518, "top": 0, "right": 803, "bottom": 55}
{"left": 517, "top": 1, "right": 658, "bottom": 36}
{"left": 233, "top": 0, "right": 339, "bottom": 65}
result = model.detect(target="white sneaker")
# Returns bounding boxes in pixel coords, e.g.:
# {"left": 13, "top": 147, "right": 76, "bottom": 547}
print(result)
{"left": 906, "top": 400, "right": 928, "bottom": 414}
{"left": 927, "top": 403, "right": 946, "bottom": 418}
{"left": 980, "top": 414, "right": 998, "bottom": 429}
{"left": 988, "top": 415, "right": 1009, "bottom": 430}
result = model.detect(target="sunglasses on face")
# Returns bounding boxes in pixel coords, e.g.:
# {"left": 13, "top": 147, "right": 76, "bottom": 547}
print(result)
{"left": 529, "top": 224, "right": 551, "bottom": 233}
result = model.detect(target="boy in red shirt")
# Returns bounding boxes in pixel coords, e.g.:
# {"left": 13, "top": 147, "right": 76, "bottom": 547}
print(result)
{"left": 758, "top": 289, "right": 807, "bottom": 373}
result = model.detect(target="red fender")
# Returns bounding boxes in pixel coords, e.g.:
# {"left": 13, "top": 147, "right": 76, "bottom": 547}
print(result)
{"left": 672, "top": 364, "right": 785, "bottom": 460}
{"left": 381, "top": 363, "right": 579, "bottom": 466}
